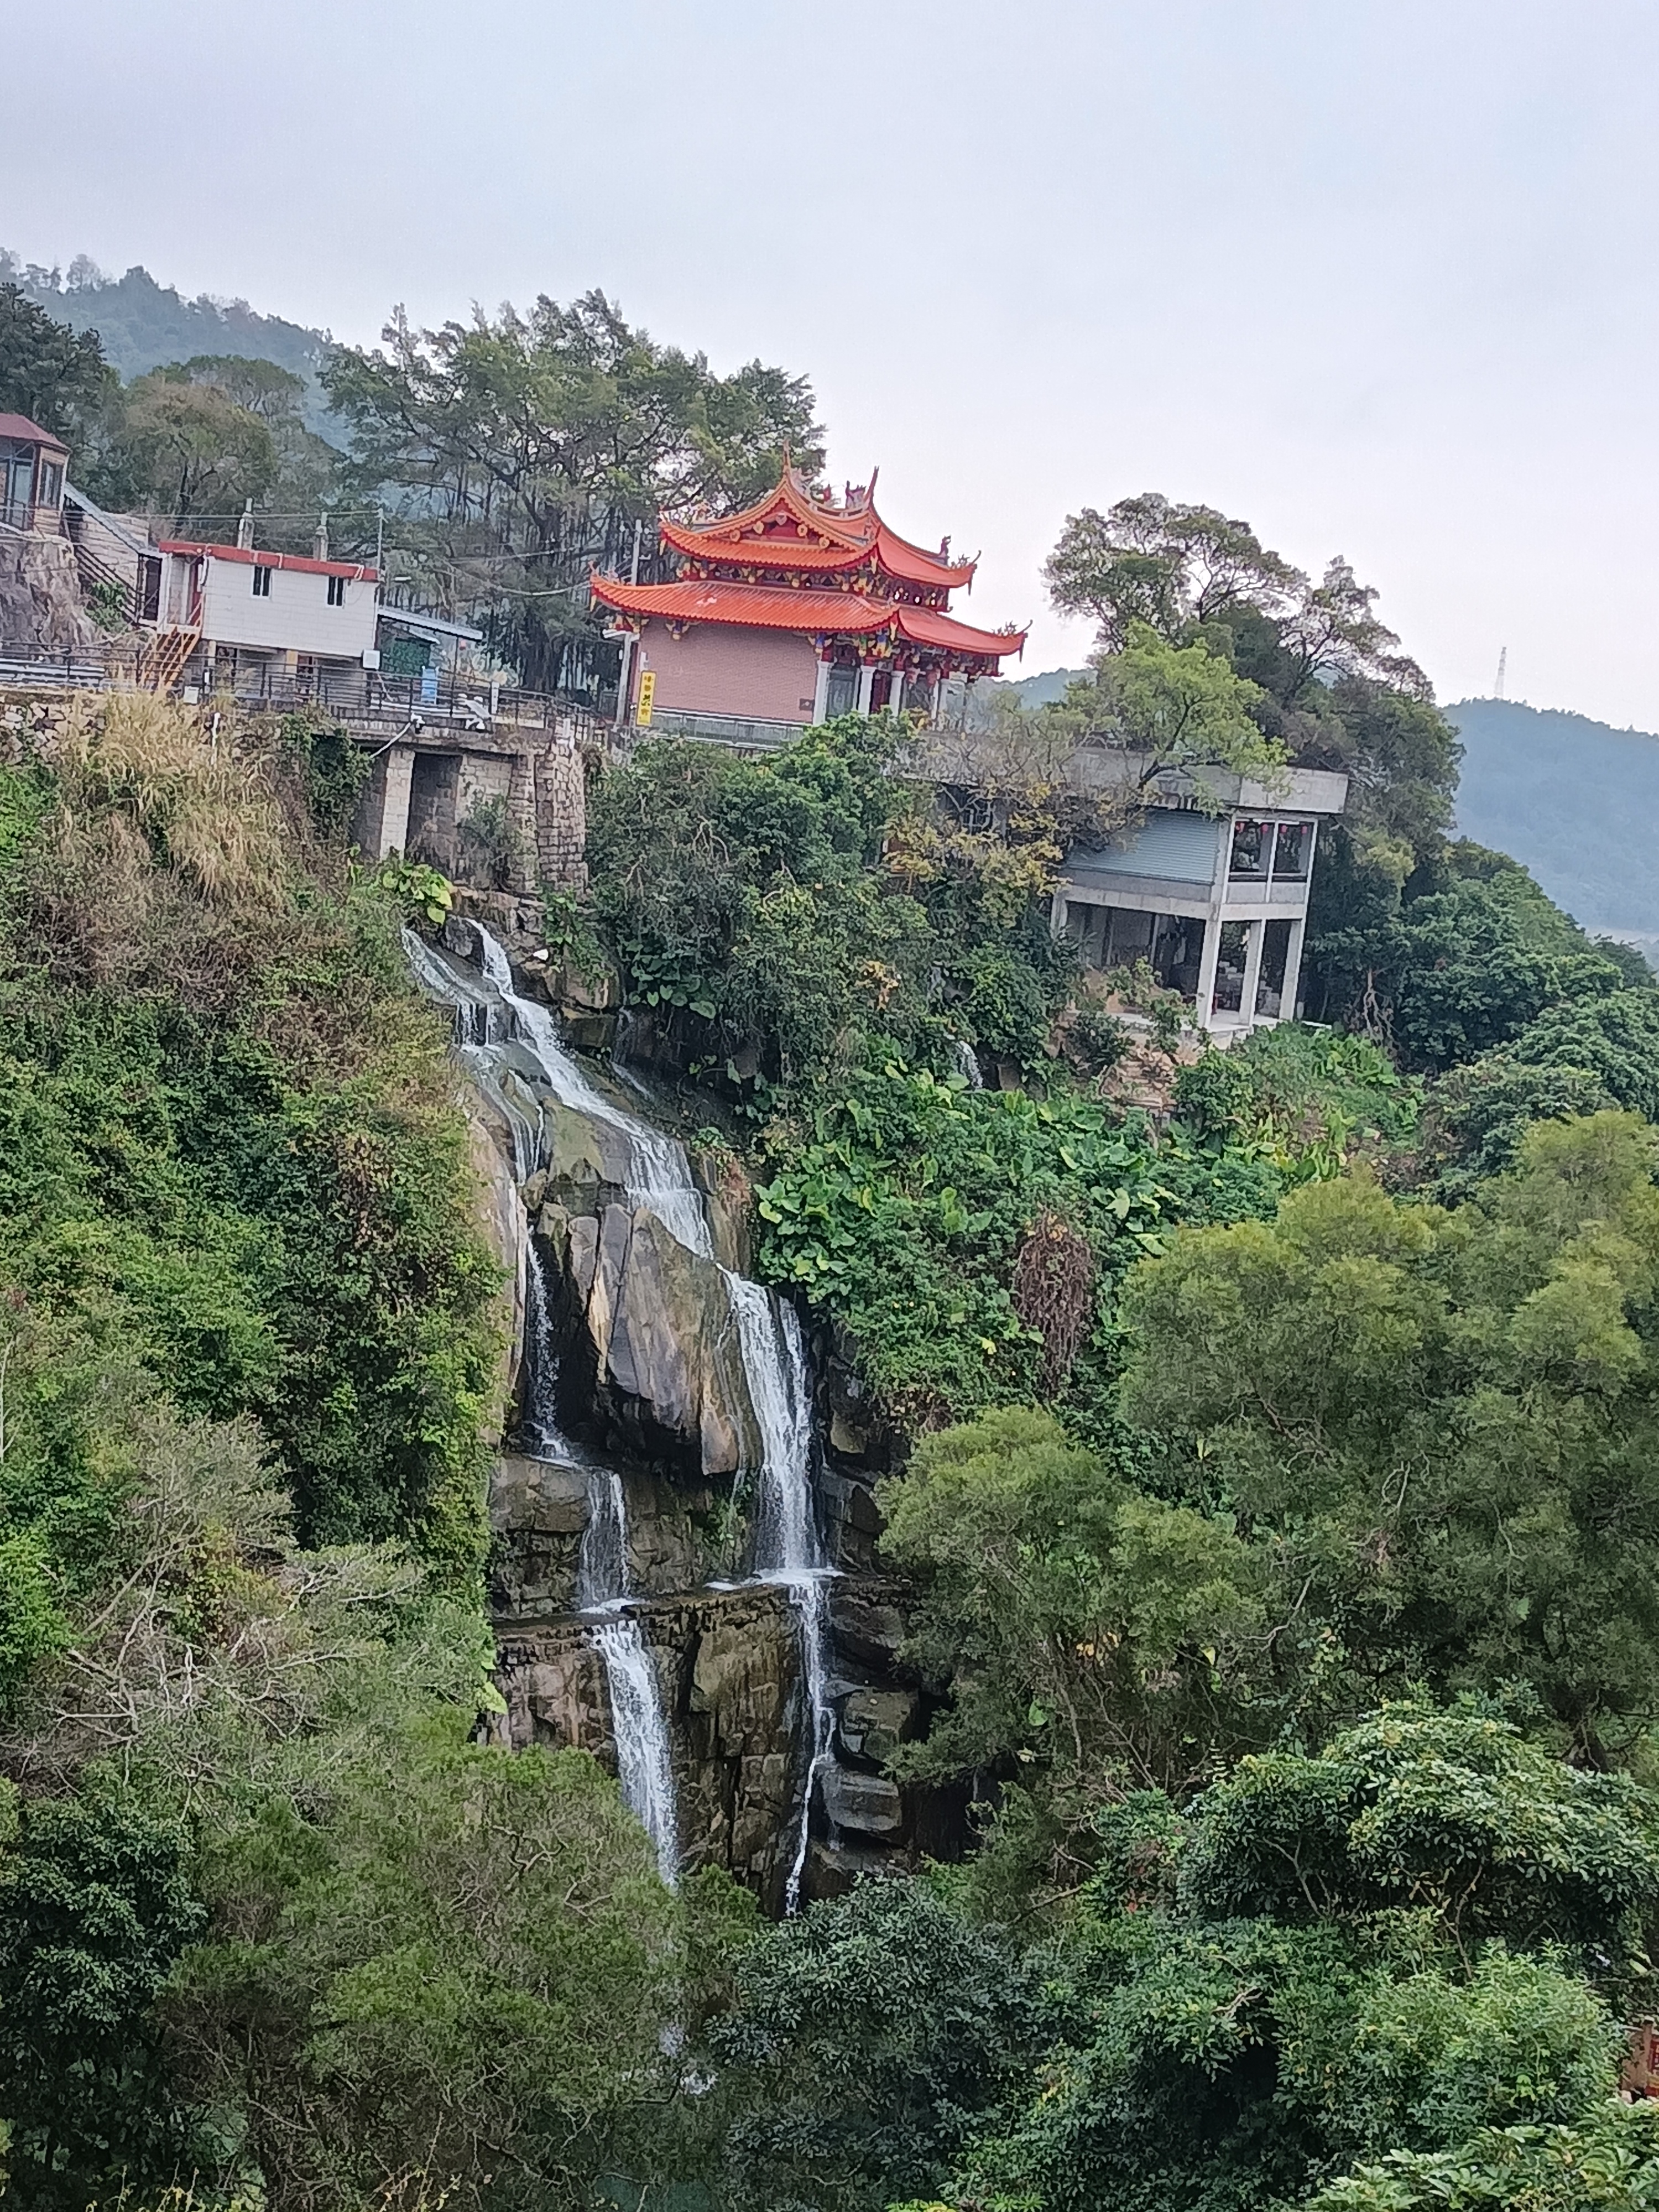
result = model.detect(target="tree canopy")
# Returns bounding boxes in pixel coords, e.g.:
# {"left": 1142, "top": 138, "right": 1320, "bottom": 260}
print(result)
{"left": 324, "top": 289, "right": 824, "bottom": 692}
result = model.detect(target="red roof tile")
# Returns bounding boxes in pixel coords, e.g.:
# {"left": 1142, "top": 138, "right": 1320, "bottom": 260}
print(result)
{"left": 664, "top": 466, "right": 978, "bottom": 589}
{"left": 0, "top": 412, "right": 66, "bottom": 449}
{"left": 590, "top": 575, "right": 1026, "bottom": 659}
{"left": 160, "top": 540, "right": 378, "bottom": 582}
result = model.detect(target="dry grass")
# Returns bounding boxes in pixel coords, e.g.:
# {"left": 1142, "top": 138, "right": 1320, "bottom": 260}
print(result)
{"left": 57, "top": 688, "right": 289, "bottom": 905}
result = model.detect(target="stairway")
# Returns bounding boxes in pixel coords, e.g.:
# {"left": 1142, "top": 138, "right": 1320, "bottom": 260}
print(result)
{"left": 138, "top": 625, "right": 201, "bottom": 694}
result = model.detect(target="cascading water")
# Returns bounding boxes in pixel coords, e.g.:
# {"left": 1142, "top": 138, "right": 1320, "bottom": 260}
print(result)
{"left": 408, "top": 921, "right": 838, "bottom": 1908}
{"left": 589, "top": 1616, "right": 679, "bottom": 1885}
{"left": 731, "top": 1282, "right": 838, "bottom": 1912}
{"left": 577, "top": 1465, "right": 630, "bottom": 1613}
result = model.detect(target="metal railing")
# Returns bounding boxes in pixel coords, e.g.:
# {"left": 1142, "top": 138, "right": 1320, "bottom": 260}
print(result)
{"left": 0, "top": 639, "right": 607, "bottom": 747}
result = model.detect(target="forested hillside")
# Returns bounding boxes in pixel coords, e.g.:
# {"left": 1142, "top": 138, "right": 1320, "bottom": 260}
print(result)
{"left": 1, "top": 251, "right": 332, "bottom": 411}
{"left": 1449, "top": 694, "right": 1659, "bottom": 947}
{"left": 8, "top": 283, "right": 1659, "bottom": 2212}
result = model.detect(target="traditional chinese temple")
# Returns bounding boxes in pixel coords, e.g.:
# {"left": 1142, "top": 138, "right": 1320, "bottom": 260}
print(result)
{"left": 591, "top": 465, "right": 1027, "bottom": 732}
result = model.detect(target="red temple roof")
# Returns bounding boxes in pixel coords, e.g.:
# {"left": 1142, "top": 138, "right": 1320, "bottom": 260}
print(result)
{"left": 589, "top": 575, "right": 1025, "bottom": 661}
{"left": 593, "top": 465, "right": 1027, "bottom": 668}
{"left": 660, "top": 464, "right": 979, "bottom": 590}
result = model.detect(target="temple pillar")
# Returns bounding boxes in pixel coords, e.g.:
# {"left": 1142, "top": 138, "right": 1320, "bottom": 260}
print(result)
{"left": 812, "top": 655, "right": 832, "bottom": 722}
{"left": 855, "top": 662, "right": 876, "bottom": 715}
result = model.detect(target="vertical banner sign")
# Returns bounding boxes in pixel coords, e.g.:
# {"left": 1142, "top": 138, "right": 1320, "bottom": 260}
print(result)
{"left": 637, "top": 670, "right": 656, "bottom": 727}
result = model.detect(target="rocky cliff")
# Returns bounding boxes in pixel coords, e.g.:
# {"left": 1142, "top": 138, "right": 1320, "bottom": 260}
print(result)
{"left": 431, "top": 920, "right": 957, "bottom": 1908}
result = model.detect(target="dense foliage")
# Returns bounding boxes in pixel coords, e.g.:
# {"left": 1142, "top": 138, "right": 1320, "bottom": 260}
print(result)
{"left": 0, "top": 695, "right": 743, "bottom": 2212}
{"left": 720, "top": 1705, "right": 1659, "bottom": 2212}
{"left": 324, "top": 289, "right": 823, "bottom": 691}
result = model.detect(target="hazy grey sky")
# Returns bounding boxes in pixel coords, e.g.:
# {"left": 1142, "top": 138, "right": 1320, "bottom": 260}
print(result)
{"left": 8, "top": 1, "right": 1659, "bottom": 723}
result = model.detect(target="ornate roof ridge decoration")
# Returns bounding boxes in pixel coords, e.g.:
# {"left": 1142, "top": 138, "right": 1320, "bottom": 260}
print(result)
{"left": 659, "top": 464, "right": 979, "bottom": 590}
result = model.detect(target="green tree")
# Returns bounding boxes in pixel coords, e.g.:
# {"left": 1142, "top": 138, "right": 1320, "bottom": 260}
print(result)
{"left": 325, "top": 288, "right": 824, "bottom": 692}
{"left": 0, "top": 283, "right": 115, "bottom": 441}
{"left": 1118, "top": 1112, "right": 1659, "bottom": 1754}
{"left": 0, "top": 1785, "right": 205, "bottom": 2208}
{"left": 105, "top": 372, "right": 279, "bottom": 524}
{"left": 877, "top": 1407, "right": 1264, "bottom": 1803}
{"left": 713, "top": 1879, "right": 1045, "bottom": 2212}
{"left": 1047, "top": 622, "right": 1288, "bottom": 810}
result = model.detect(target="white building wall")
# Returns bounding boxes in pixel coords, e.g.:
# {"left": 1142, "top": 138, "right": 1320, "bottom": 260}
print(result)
{"left": 197, "top": 557, "right": 377, "bottom": 658}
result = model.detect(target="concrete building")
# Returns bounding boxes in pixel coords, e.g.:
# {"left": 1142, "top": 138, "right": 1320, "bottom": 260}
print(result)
{"left": 1053, "top": 764, "right": 1349, "bottom": 1041}
{"left": 153, "top": 534, "right": 378, "bottom": 692}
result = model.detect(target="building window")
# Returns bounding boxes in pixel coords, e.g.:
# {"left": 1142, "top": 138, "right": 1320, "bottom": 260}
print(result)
{"left": 1271, "top": 820, "right": 1313, "bottom": 879}
{"left": 1065, "top": 902, "right": 1207, "bottom": 1001}
{"left": 1255, "top": 917, "right": 1294, "bottom": 1016}
{"left": 1229, "top": 818, "right": 1271, "bottom": 878}
{"left": 252, "top": 564, "right": 274, "bottom": 597}
{"left": 327, "top": 574, "right": 347, "bottom": 607}
{"left": 1212, "top": 920, "right": 1252, "bottom": 1014}
{"left": 36, "top": 460, "right": 62, "bottom": 508}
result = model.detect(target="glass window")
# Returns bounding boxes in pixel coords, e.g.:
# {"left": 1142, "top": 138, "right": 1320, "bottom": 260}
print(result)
{"left": 1229, "top": 818, "right": 1271, "bottom": 877}
{"left": 252, "top": 565, "right": 273, "bottom": 597}
{"left": 1151, "top": 912, "right": 1205, "bottom": 1000}
{"left": 1255, "top": 917, "right": 1293, "bottom": 1016}
{"left": 825, "top": 664, "right": 858, "bottom": 718}
{"left": 327, "top": 573, "right": 347, "bottom": 606}
{"left": 1212, "top": 920, "right": 1251, "bottom": 1013}
{"left": 36, "top": 460, "right": 62, "bottom": 508}
{"left": 1272, "top": 820, "right": 1312, "bottom": 879}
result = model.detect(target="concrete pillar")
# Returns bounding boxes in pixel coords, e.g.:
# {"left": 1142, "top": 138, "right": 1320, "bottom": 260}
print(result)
{"left": 1194, "top": 904, "right": 1223, "bottom": 1030}
{"left": 1240, "top": 918, "right": 1266, "bottom": 1027}
{"left": 1283, "top": 914, "right": 1309, "bottom": 1020}
{"left": 378, "top": 744, "right": 415, "bottom": 858}
{"left": 855, "top": 661, "right": 876, "bottom": 715}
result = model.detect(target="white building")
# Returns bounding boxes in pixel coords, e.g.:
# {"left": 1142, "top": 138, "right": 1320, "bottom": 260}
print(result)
{"left": 154, "top": 536, "right": 379, "bottom": 686}
{"left": 1052, "top": 763, "right": 1349, "bottom": 1041}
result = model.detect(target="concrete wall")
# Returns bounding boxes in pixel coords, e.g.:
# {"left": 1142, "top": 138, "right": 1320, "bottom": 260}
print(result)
{"left": 636, "top": 619, "right": 819, "bottom": 722}
{"left": 163, "top": 551, "right": 377, "bottom": 659}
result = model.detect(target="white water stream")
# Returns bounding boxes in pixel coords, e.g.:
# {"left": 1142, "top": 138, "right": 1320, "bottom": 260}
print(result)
{"left": 408, "top": 924, "right": 837, "bottom": 1907}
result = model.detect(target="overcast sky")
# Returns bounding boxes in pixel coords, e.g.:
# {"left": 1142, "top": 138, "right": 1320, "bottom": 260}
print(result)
{"left": 8, "top": 1, "right": 1659, "bottom": 725}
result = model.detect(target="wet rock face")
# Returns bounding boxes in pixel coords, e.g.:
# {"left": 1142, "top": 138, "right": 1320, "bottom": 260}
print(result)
{"left": 454, "top": 944, "right": 969, "bottom": 1907}
{"left": 489, "top": 1452, "right": 714, "bottom": 1617}
{"left": 497, "top": 1587, "right": 801, "bottom": 1892}
{"left": 545, "top": 1200, "right": 758, "bottom": 1478}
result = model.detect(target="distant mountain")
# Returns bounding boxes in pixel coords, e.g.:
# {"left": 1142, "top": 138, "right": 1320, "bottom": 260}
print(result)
{"left": 1012, "top": 665, "right": 1087, "bottom": 707}
{"left": 1446, "top": 697, "right": 1659, "bottom": 951}
{"left": 2, "top": 251, "right": 337, "bottom": 426}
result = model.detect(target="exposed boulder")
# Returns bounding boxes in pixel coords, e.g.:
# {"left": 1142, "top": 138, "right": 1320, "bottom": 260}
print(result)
{"left": 837, "top": 1685, "right": 918, "bottom": 1765}
{"left": 542, "top": 1198, "right": 759, "bottom": 1478}
{"left": 489, "top": 1454, "right": 588, "bottom": 1616}
{"left": 821, "top": 1766, "right": 905, "bottom": 1837}
{"left": 0, "top": 533, "right": 98, "bottom": 655}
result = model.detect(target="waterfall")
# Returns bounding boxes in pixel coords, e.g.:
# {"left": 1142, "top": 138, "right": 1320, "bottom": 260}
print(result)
{"left": 408, "top": 922, "right": 837, "bottom": 1908}
{"left": 589, "top": 1617, "right": 680, "bottom": 1886}
{"left": 726, "top": 1277, "right": 837, "bottom": 1912}
{"left": 577, "top": 1465, "right": 630, "bottom": 1611}
{"left": 520, "top": 1241, "right": 571, "bottom": 1459}
{"left": 952, "top": 1036, "right": 984, "bottom": 1090}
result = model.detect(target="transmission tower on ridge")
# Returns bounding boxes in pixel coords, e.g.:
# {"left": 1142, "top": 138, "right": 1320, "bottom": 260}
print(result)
{"left": 1494, "top": 646, "right": 1507, "bottom": 700}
